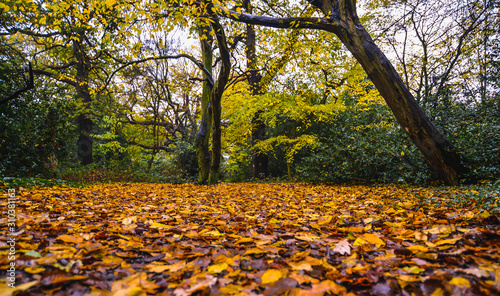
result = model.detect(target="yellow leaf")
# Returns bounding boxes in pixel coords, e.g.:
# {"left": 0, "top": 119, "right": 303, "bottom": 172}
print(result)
{"left": 261, "top": 269, "right": 283, "bottom": 284}
{"left": 354, "top": 233, "right": 385, "bottom": 248}
{"left": 449, "top": 277, "right": 471, "bottom": 288}
{"left": 288, "top": 261, "right": 313, "bottom": 271}
{"left": 219, "top": 284, "right": 243, "bottom": 294}
{"left": 464, "top": 211, "right": 475, "bottom": 219}
{"left": 431, "top": 287, "right": 445, "bottom": 296}
{"left": 208, "top": 262, "right": 228, "bottom": 274}
{"left": 407, "top": 245, "right": 429, "bottom": 253}
{"left": 150, "top": 222, "right": 170, "bottom": 229}
{"left": 145, "top": 261, "right": 185, "bottom": 273}
{"left": 384, "top": 221, "right": 404, "bottom": 228}
{"left": 56, "top": 234, "right": 84, "bottom": 244}
{"left": 200, "top": 230, "right": 224, "bottom": 237}
{"left": 111, "top": 287, "right": 146, "bottom": 296}
{"left": 402, "top": 266, "right": 424, "bottom": 274}
{"left": 0, "top": 281, "right": 38, "bottom": 296}
{"left": 243, "top": 248, "right": 268, "bottom": 256}
{"left": 435, "top": 237, "right": 461, "bottom": 246}
{"left": 479, "top": 211, "right": 490, "bottom": 218}
{"left": 214, "top": 254, "right": 235, "bottom": 266}
{"left": 24, "top": 267, "right": 45, "bottom": 274}
{"left": 235, "top": 237, "right": 254, "bottom": 244}
{"left": 295, "top": 233, "right": 318, "bottom": 241}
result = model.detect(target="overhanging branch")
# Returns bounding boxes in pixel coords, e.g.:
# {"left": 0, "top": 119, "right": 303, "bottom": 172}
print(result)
{"left": 0, "top": 62, "right": 34, "bottom": 105}
{"left": 32, "top": 69, "right": 78, "bottom": 87}
{"left": 217, "top": 5, "right": 340, "bottom": 33}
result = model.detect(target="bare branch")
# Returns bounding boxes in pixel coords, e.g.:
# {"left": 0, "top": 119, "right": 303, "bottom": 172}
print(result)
{"left": 102, "top": 54, "right": 214, "bottom": 92}
{"left": 127, "top": 141, "right": 173, "bottom": 152}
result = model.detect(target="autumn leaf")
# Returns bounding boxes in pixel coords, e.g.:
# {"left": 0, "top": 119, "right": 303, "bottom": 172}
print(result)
{"left": 331, "top": 239, "right": 351, "bottom": 255}
{"left": 24, "top": 267, "right": 46, "bottom": 274}
{"left": 207, "top": 262, "right": 228, "bottom": 274}
{"left": 449, "top": 277, "right": 471, "bottom": 288}
{"left": 56, "top": 234, "right": 84, "bottom": 244}
{"left": 111, "top": 287, "right": 146, "bottom": 296}
{"left": 353, "top": 233, "right": 385, "bottom": 248}
{"left": 261, "top": 269, "right": 283, "bottom": 284}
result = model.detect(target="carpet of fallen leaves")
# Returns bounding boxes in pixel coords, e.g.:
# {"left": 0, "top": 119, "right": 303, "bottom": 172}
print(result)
{"left": 1, "top": 183, "right": 499, "bottom": 296}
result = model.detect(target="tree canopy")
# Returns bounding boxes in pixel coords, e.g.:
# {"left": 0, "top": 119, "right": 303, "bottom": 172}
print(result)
{"left": 1, "top": 0, "right": 499, "bottom": 184}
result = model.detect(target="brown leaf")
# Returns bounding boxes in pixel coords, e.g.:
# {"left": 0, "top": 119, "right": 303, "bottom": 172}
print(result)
{"left": 331, "top": 239, "right": 351, "bottom": 255}
{"left": 264, "top": 277, "right": 298, "bottom": 296}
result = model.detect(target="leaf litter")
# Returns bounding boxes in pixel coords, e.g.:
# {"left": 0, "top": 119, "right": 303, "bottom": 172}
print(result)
{"left": 0, "top": 183, "right": 499, "bottom": 295}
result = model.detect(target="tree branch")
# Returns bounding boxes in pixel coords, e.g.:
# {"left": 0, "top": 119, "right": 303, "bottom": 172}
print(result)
{"left": 0, "top": 27, "right": 62, "bottom": 37}
{"left": 32, "top": 69, "right": 78, "bottom": 87}
{"left": 102, "top": 54, "right": 214, "bottom": 92}
{"left": 121, "top": 115, "right": 175, "bottom": 129}
{"left": 128, "top": 141, "right": 173, "bottom": 152}
{"left": 218, "top": 6, "right": 340, "bottom": 33}
{"left": 0, "top": 63, "right": 34, "bottom": 105}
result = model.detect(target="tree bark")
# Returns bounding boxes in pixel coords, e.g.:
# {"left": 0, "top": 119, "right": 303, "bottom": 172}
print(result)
{"left": 195, "top": 24, "right": 214, "bottom": 184}
{"left": 222, "top": 0, "right": 472, "bottom": 185}
{"left": 244, "top": 0, "right": 269, "bottom": 179}
{"left": 208, "top": 10, "right": 231, "bottom": 185}
{"left": 74, "top": 36, "right": 93, "bottom": 166}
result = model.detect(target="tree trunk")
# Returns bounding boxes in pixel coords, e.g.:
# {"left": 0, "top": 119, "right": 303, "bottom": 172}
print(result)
{"left": 244, "top": 0, "right": 269, "bottom": 179}
{"left": 195, "top": 24, "right": 213, "bottom": 184}
{"left": 74, "top": 36, "right": 93, "bottom": 165}
{"left": 323, "top": 0, "right": 470, "bottom": 185}
{"left": 77, "top": 115, "right": 93, "bottom": 165}
{"left": 208, "top": 11, "right": 231, "bottom": 185}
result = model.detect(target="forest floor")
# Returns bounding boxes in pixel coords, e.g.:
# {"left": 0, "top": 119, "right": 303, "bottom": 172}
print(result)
{"left": 1, "top": 182, "right": 499, "bottom": 296}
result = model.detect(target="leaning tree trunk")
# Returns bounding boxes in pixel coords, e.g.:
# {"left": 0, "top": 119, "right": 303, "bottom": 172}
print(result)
{"left": 195, "top": 24, "right": 214, "bottom": 184}
{"left": 320, "top": 0, "right": 470, "bottom": 185}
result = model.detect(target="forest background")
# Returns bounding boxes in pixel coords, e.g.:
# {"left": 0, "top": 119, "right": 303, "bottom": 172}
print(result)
{"left": 1, "top": 0, "right": 499, "bottom": 187}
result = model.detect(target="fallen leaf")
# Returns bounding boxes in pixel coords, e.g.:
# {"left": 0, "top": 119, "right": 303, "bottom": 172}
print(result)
{"left": 56, "top": 234, "right": 84, "bottom": 244}
{"left": 262, "top": 269, "right": 283, "bottom": 284}
{"left": 208, "top": 262, "right": 228, "bottom": 274}
{"left": 331, "top": 239, "right": 351, "bottom": 255}
{"left": 354, "top": 233, "right": 385, "bottom": 248}
{"left": 264, "top": 277, "right": 298, "bottom": 296}
{"left": 449, "top": 277, "right": 471, "bottom": 288}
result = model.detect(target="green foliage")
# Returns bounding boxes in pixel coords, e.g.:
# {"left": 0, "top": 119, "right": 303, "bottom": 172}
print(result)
{"left": 413, "top": 180, "right": 500, "bottom": 212}
{"left": 0, "top": 176, "right": 82, "bottom": 190}
{"left": 0, "top": 83, "right": 78, "bottom": 178}
{"left": 172, "top": 141, "right": 198, "bottom": 180}
{"left": 294, "top": 100, "right": 433, "bottom": 184}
